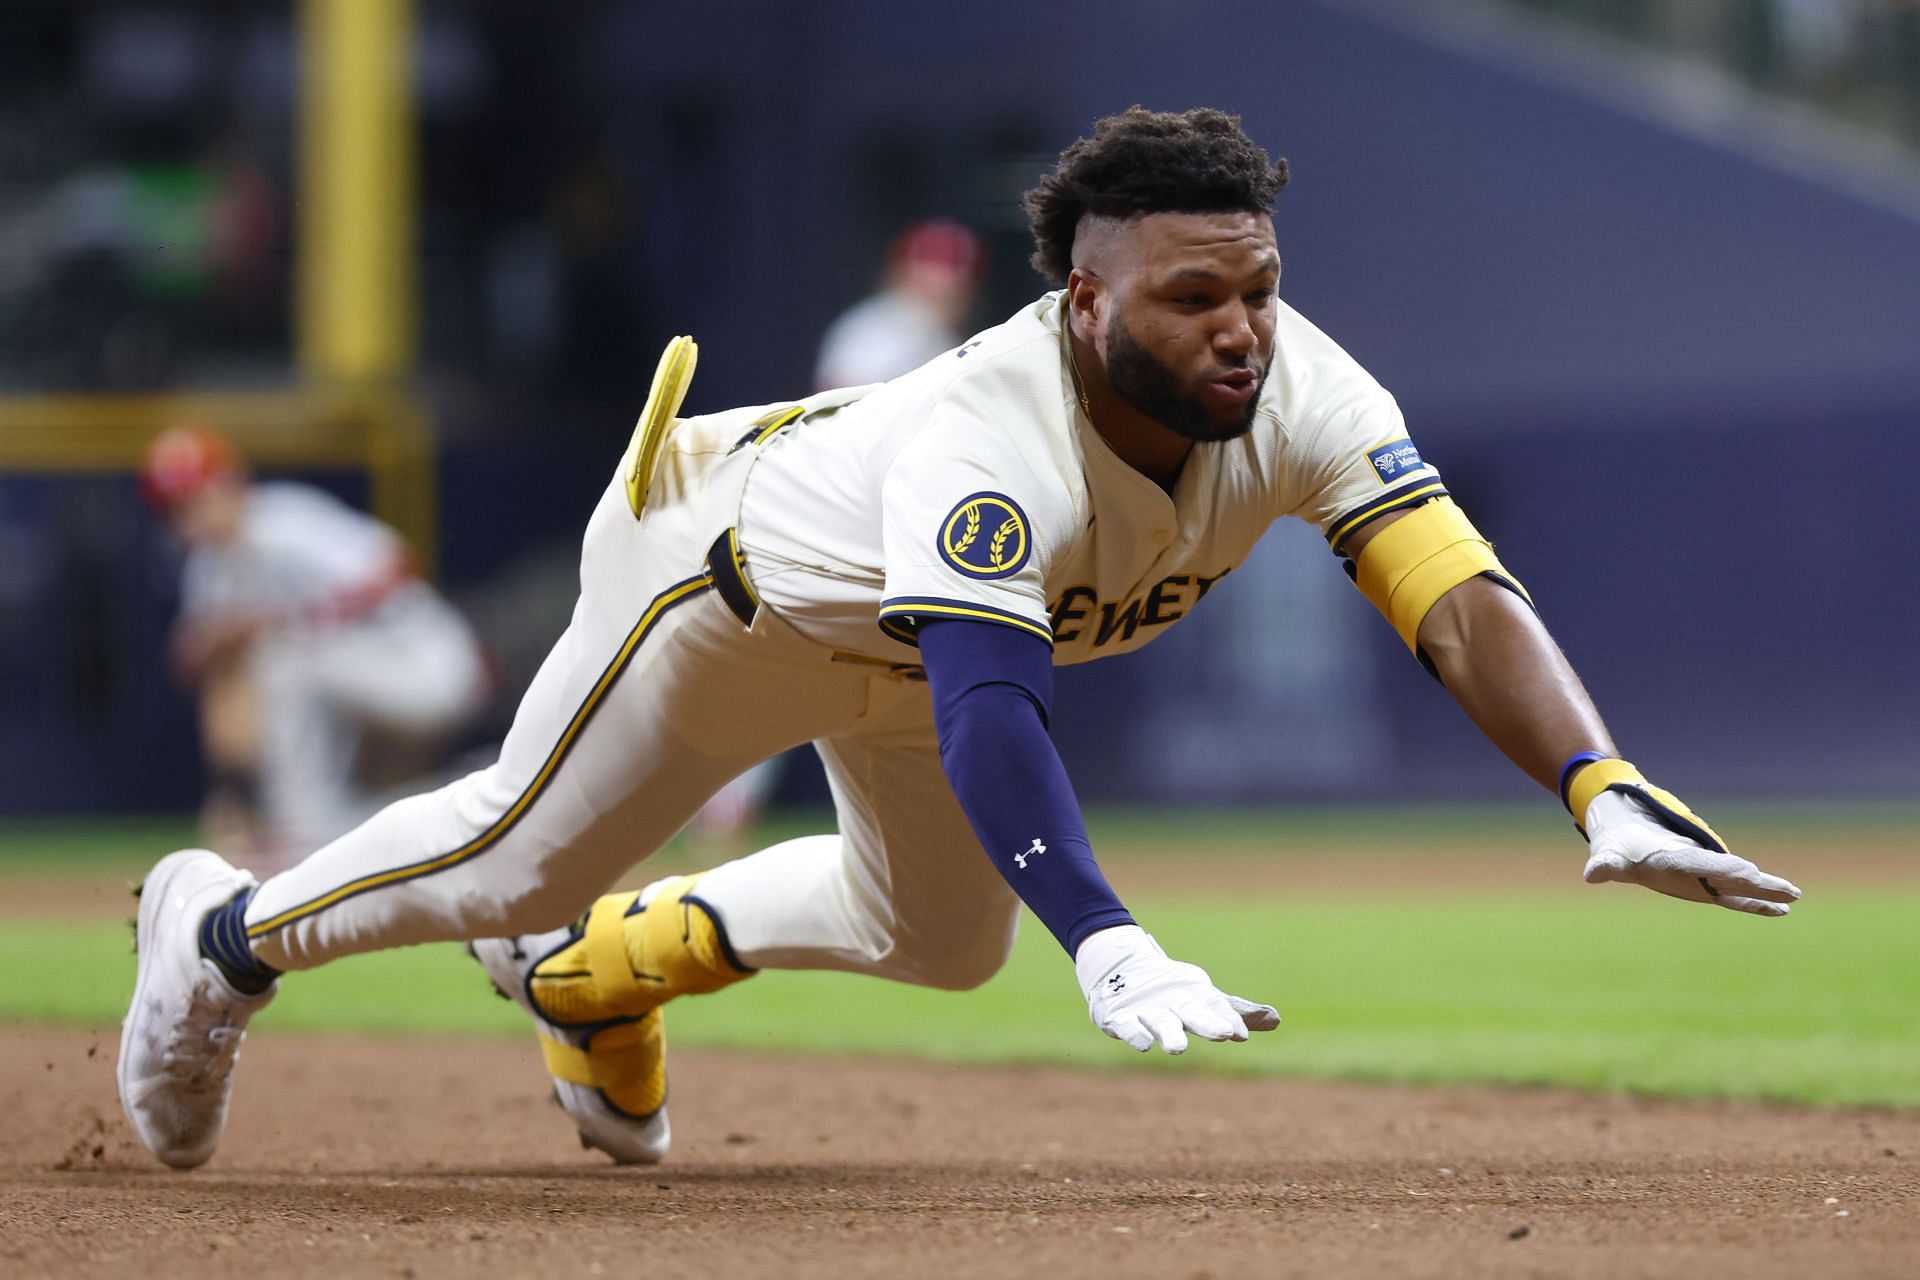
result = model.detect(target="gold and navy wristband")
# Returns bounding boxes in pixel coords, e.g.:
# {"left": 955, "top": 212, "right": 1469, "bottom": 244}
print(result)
{"left": 1557, "top": 750, "right": 1614, "bottom": 814}
{"left": 1562, "top": 755, "right": 1647, "bottom": 823}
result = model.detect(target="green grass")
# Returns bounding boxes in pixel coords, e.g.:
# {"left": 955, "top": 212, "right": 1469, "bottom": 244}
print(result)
{"left": 2, "top": 798, "right": 1911, "bottom": 871}
{"left": 0, "top": 816, "right": 201, "bottom": 878}
{"left": 6, "top": 803, "right": 1915, "bottom": 1107}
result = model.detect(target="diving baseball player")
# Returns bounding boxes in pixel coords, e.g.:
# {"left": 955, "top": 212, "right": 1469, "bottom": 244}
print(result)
{"left": 119, "top": 108, "right": 1800, "bottom": 1171}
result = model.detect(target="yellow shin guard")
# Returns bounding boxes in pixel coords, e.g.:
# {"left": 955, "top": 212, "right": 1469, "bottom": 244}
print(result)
{"left": 529, "top": 874, "right": 753, "bottom": 1118}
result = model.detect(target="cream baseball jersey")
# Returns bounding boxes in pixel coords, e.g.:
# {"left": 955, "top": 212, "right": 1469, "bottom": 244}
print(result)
{"left": 736, "top": 291, "right": 1445, "bottom": 664}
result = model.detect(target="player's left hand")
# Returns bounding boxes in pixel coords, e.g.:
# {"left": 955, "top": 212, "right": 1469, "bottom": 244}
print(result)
{"left": 1581, "top": 787, "right": 1802, "bottom": 916}
{"left": 1074, "top": 924, "right": 1280, "bottom": 1054}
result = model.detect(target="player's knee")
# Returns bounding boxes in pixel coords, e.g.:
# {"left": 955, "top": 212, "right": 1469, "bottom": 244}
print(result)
{"left": 897, "top": 920, "right": 1017, "bottom": 992}
{"left": 488, "top": 878, "right": 590, "bottom": 936}
{"left": 916, "top": 955, "right": 1006, "bottom": 992}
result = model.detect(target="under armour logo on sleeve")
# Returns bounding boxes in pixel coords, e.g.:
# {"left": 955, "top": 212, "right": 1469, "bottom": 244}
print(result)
{"left": 1014, "top": 837, "right": 1047, "bottom": 869}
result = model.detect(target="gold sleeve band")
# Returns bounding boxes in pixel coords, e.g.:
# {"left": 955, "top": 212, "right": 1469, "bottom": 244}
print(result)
{"left": 1351, "top": 497, "right": 1532, "bottom": 652}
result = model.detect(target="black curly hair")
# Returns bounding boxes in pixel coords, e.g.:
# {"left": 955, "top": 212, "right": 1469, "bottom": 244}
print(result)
{"left": 1024, "top": 107, "right": 1289, "bottom": 286}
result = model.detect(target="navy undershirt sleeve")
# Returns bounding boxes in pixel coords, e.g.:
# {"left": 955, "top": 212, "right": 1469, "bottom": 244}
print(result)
{"left": 917, "top": 618, "right": 1135, "bottom": 954}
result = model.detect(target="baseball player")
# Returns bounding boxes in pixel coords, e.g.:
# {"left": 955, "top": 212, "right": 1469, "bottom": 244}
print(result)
{"left": 119, "top": 108, "right": 1801, "bottom": 1171}
{"left": 813, "top": 218, "right": 987, "bottom": 391}
{"left": 142, "top": 424, "right": 490, "bottom": 869}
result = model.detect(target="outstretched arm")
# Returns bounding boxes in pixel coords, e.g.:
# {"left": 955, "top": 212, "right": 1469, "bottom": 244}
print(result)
{"left": 917, "top": 618, "right": 1280, "bottom": 1052}
{"left": 1411, "top": 574, "right": 1611, "bottom": 792}
{"left": 1345, "top": 510, "right": 1802, "bottom": 916}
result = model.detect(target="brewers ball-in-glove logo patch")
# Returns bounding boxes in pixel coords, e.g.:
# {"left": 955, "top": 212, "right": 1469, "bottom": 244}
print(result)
{"left": 939, "top": 492, "right": 1031, "bottom": 579}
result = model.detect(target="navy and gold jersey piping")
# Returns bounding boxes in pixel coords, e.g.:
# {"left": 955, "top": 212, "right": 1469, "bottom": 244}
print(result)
{"left": 1326, "top": 478, "right": 1449, "bottom": 557}
{"left": 245, "top": 572, "right": 715, "bottom": 941}
{"left": 877, "top": 595, "right": 1054, "bottom": 647}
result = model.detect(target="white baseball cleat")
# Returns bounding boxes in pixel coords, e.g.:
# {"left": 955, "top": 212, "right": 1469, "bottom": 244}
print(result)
{"left": 470, "top": 925, "right": 672, "bottom": 1166}
{"left": 117, "top": 849, "right": 277, "bottom": 1169}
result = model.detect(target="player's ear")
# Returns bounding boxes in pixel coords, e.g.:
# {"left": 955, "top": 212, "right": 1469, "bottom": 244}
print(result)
{"left": 1066, "top": 267, "right": 1105, "bottom": 332}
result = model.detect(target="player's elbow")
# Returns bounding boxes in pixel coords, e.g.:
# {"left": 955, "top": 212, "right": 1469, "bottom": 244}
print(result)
{"left": 1416, "top": 574, "right": 1543, "bottom": 681}
{"left": 1413, "top": 578, "right": 1479, "bottom": 669}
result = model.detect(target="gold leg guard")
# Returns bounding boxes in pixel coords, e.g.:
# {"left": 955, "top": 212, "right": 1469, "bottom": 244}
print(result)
{"left": 531, "top": 874, "right": 753, "bottom": 1021}
{"left": 527, "top": 875, "right": 752, "bottom": 1119}
{"left": 538, "top": 1013, "right": 668, "bottom": 1119}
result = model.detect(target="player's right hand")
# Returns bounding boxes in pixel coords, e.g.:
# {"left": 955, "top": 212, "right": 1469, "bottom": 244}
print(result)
{"left": 1581, "top": 787, "right": 1802, "bottom": 916}
{"left": 1074, "top": 924, "right": 1280, "bottom": 1054}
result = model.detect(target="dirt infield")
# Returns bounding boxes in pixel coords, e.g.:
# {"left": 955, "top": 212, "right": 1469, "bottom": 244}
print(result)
{"left": 5, "top": 1027, "right": 1915, "bottom": 1279}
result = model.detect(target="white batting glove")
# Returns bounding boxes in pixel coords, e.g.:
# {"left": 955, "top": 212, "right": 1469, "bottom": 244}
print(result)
{"left": 1074, "top": 924, "right": 1280, "bottom": 1054}
{"left": 1581, "top": 788, "right": 1802, "bottom": 916}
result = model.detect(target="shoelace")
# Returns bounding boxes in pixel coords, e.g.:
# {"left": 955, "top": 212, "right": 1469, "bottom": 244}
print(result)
{"left": 161, "top": 998, "right": 245, "bottom": 1091}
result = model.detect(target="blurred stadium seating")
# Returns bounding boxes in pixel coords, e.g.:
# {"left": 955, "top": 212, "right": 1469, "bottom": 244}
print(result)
{"left": 1, "top": 0, "right": 1915, "bottom": 818}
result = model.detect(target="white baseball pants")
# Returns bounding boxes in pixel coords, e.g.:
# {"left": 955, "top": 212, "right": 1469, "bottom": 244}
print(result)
{"left": 242, "top": 410, "right": 1020, "bottom": 993}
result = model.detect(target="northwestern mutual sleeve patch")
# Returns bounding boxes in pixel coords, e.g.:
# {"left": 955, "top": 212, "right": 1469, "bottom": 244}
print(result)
{"left": 1366, "top": 438, "right": 1425, "bottom": 486}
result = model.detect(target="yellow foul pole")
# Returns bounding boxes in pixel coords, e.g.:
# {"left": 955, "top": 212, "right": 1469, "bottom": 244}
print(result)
{"left": 293, "top": 0, "right": 436, "bottom": 572}
{"left": 297, "top": 0, "right": 416, "bottom": 382}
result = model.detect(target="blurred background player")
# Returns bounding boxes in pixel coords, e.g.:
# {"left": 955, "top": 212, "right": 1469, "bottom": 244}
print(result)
{"left": 141, "top": 423, "right": 489, "bottom": 870}
{"left": 812, "top": 218, "right": 986, "bottom": 392}
{"left": 692, "top": 217, "right": 989, "bottom": 838}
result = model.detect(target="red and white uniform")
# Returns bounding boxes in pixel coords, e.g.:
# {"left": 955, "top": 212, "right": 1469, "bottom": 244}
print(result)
{"left": 813, "top": 290, "right": 966, "bottom": 391}
{"left": 184, "top": 482, "right": 488, "bottom": 853}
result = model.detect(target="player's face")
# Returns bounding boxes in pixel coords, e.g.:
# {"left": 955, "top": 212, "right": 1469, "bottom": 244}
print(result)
{"left": 171, "top": 476, "right": 246, "bottom": 547}
{"left": 1098, "top": 212, "right": 1279, "bottom": 441}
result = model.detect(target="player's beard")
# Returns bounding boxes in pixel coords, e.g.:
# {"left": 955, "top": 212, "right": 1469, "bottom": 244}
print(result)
{"left": 1104, "top": 313, "right": 1263, "bottom": 443}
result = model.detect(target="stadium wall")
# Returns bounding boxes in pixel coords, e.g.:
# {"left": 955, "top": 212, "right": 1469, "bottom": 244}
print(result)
{"left": 3, "top": 0, "right": 1914, "bottom": 813}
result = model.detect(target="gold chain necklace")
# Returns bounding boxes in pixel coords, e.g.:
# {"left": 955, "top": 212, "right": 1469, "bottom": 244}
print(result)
{"left": 1062, "top": 323, "right": 1093, "bottom": 420}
